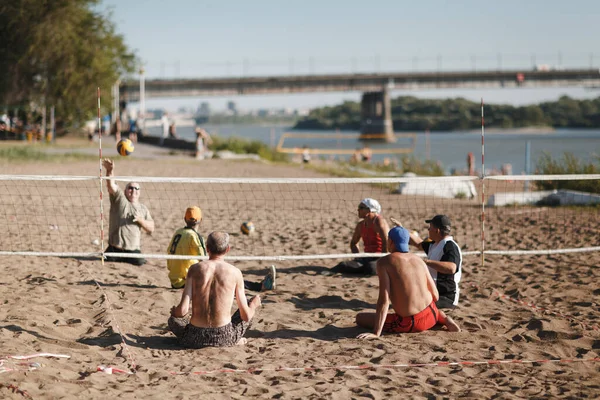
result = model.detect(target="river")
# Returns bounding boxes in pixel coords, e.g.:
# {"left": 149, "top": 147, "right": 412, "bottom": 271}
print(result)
{"left": 145, "top": 124, "right": 600, "bottom": 175}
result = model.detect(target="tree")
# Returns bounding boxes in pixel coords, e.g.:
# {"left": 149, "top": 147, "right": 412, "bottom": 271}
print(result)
{"left": 0, "top": 0, "right": 137, "bottom": 125}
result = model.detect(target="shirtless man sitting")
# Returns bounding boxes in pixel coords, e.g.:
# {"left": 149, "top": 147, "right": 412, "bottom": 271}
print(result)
{"left": 356, "top": 226, "right": 460, "bottom": 339}
{"left": 168, "top": 231, "right": 262, "bottom": 348}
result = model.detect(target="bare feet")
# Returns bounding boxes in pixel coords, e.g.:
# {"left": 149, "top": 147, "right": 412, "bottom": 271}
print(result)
{"left": 236, "top": 338, "right": 248, "bottom": 346}
{"left": 444, "top": 316, "right": 461, "bottom": 332}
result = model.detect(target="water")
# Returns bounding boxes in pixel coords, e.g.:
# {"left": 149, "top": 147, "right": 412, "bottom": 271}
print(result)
{"left": 145, "top": 124, "right": 600, "bottom": 174}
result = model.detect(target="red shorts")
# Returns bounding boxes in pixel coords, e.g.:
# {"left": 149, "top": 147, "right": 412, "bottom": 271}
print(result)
{"left": 382, "top": 301, "right": 440, "bottom": 333}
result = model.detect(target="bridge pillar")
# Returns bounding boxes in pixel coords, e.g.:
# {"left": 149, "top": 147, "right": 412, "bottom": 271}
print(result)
{"left": 360, "top": 87, "right": 394, "bottom": 142}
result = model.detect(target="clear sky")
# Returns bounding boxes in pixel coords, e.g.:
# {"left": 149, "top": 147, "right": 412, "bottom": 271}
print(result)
{"left": 100, "top": 0, "right": 600, "bottom": 111}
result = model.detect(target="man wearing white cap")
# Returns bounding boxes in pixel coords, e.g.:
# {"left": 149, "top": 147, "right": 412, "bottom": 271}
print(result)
{"left": 330, "top": 198, "right": 390, "bottom": 276}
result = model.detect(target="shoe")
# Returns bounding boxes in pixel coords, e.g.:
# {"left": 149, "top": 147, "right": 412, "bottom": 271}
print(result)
{"left": 261, "top": 265, "right": 276, "bottom": 291}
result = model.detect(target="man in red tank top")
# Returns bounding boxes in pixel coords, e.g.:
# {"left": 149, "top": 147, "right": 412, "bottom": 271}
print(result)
{"left": 329, "top": 198, "right": 390, "bottom": 276}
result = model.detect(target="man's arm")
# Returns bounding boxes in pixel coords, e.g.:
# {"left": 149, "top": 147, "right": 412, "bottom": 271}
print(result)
{"left": 357, "top": 261, "right": 391, "bottom": 340}
{"left": 102, "top": 159, "right": 118, "bottom": 195}
{"left": 375, "top": 217, "right": 390, "bottom": 253}
{"left": 234, "top": 270, "right": 261, "bottom": 322}
{"left": 409, "top": 231, "right": 424, "bottom": 250}
{"left": 371, "top": 262, "right": 391, "bottom": 336}
{"left": 349, "top": 223, "right": 362, "bottom": 253}
{"left": 391, "top": 218, "right": 423, "bottom": 251}
{"left": 425, "top": 241, "right": 459, "bottom": 274}
{"left": 133, "top": 212, "right": 155, "bottom": 234}
{"left": 171, "top": 270, "right": 193, "bottom": 317}
{"left": 425, "top": 261, "right": 440, "bottom": 302}
{"left": 425, "top": 259, "right": 457, "bottom": 274}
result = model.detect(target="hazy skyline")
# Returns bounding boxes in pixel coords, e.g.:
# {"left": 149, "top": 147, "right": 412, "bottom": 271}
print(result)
{"left": 101, "top": 0, "right": 600, "bottom": 111}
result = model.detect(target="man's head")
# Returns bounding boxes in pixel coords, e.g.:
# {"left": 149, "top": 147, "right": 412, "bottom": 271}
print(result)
{"left": 125, "top": 182, "right": 141, "bottom": 202}
{"left": 184, "top": 206, "right": 202, "bottom": 227}
{"left": 425, "top": 214, "right": 452, "bottom": 239}
{"left": 358, "top": 198, "right": 381, "bottom": 216}
{"left": 206, "top": 231, "right": 230, "bottom": 256}
{"left": 388, "top": 226, "right": 410, "bottom": 253}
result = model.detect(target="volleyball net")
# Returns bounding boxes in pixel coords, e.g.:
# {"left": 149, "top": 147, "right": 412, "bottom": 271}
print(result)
{"left": 0, "top": 174, "right": 598, "bottom": 262}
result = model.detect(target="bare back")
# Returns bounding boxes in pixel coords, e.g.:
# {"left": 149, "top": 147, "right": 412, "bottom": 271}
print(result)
{"left": 379, "top": 252, "right": 438, "bottom": 317}
{"left": 188, "top": 259, "right": 242, "bottom": 328}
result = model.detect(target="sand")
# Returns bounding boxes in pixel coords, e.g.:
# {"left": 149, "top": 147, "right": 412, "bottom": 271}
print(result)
{"left": 0, "top": 140, "right": 599, "bottom": 399}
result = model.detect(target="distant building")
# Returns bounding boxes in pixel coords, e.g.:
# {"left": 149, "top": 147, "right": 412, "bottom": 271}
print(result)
{"left": 227, "top": 101, "right": 238, "bottom": 115}
{"left": 197, "top": 102, "right": 211, "bottom": 117}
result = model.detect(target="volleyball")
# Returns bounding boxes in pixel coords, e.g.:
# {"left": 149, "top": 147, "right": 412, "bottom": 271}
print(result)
{"left": 117, "top": 139, "right": 134, "bottom": 156}
{"left": 240, "top": 221, "right": 255, "bottom": 235}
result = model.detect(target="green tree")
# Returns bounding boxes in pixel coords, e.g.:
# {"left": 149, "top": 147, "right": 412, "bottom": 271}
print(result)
{"left": 0, "top": 0, "right": 137, "bottom": 125}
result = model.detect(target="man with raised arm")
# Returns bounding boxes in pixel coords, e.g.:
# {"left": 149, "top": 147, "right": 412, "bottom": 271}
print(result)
{"left": 356, "top": 226, "right": 460, "bottom": 339}
{"left": 102, "top": 158, "right": 154, "bottom": 265}
{"left": 329, "top": 198, "right": 390, "bottom": 276}
{"left": 168, "top": 231, "right": 262, "bottom": 348}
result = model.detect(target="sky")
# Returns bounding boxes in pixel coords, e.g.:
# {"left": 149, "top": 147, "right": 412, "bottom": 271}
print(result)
{"left": 100, "top": 0, "right": 600, "bottom": 112}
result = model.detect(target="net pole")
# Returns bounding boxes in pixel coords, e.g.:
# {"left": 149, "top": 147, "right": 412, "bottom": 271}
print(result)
{"left": 480, "top": 98, "right": 485, "bottom": 269}
{"left": 98, "top": 87, "right": 105, "bottom": 265}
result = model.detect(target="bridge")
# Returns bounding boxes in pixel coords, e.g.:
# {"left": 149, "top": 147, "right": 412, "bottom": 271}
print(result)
{"left": 121, "top": 69, "right": 600, "bottom": 100}
{"left": 119, "top": 68, "right": 600, "bottom": 141}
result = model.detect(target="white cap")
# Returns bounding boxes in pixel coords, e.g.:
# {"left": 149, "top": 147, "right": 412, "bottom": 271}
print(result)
{"left": 360, "top": 198, "right": 381, "bottom": 214}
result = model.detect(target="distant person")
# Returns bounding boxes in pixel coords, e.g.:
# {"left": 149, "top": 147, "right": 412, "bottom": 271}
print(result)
{"left": 361, "top": 146, "right": 372, "bottom": 162}
{"left": 356, "top": 226, "right": 460, "bottom": 339}
{"left": 128, "top": 117, "right": 138, "bottom": 143}
{"left": 404, "top": 214, "right": 463, "bottom": 309}
{"left": 169, "top": 122, "right": 178, "bottom": 139}
{"left": 302, "top": 146, "right": 311, "bottom": 164}
{"left": 194, "top": 127, "right": 212, "bottom": 159}
{"left": 168, "top": 231, "right": 262, "bottom": 348}
{"left": 351, "top": 148, "right": 361, "bottom": 163}
{"left": 103, "top": 115, "right": 111, "bottom": 137}
{"left": 111, "top": 118, "right": 122, "bottom": 142}
{"left": 329, "top": 198, "right": 389, "bottom": 276}
{"left": 161, "top": 112, "right": 169, "bottom": 146}
{"left": 102, "top": 158, "right": 155, "bottom": 265}
{"left": 467, "top": 152, "right": 475, "bottom": 176}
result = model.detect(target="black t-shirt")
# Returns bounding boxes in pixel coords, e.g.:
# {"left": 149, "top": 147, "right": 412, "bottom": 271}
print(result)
{"left": 422, "top": 239, "right": 462, "bottom": 301}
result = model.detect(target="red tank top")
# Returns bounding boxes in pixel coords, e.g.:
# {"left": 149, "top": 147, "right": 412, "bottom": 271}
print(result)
{"left": 361, "top": 215, "right": 383, "bottom": 253}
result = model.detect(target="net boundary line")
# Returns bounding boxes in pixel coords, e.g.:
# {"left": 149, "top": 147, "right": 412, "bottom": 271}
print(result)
{"left": 0, "top": 174, "right": 599, "bottom": 183}
{"left": 2, "top": 246, "right": 599, "bottom": 260}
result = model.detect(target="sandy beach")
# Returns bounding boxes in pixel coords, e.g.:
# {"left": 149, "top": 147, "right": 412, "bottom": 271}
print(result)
{"left": 0, "top": 140, "right": 598, "bottom": 399}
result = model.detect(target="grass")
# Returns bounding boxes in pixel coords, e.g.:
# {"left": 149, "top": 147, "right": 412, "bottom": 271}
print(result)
{"left": 0, "top": 145, "right": 97, "bottom": 162}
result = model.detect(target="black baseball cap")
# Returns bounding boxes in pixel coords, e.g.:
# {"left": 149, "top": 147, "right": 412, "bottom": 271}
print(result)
{"left": 425, "top": 214, "right": 451, "bottom": 229}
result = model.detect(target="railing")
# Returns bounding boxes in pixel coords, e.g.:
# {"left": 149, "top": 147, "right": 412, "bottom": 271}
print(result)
{"left": 132, "top": 52, "right": 600, "bottom": 79}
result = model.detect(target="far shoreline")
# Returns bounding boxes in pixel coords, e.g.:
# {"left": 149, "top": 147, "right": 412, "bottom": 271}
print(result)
{"left": 466, "top": 126, "right": 556, "bottom": 134}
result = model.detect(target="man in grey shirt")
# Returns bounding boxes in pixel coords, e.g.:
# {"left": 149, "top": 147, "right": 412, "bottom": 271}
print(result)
{"left": 102, "top": 158, "right": 154, "bottom": 265}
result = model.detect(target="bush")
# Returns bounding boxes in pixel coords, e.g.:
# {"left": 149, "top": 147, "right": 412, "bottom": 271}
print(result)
{"left": 534, "top": 152, "right": 600, "bottom": 193}
{"left": 400, "top": 155, "right": 445, "bottom": 176}
{"left": 208, "top": 135, "right": 289, "bottom": 162}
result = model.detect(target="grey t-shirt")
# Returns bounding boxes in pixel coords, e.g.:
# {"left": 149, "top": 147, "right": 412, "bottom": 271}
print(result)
{"left": 108, "top": 188, "right": 152, "bottom": 251}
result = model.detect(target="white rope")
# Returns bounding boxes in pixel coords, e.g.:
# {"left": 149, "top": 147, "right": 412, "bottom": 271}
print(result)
{"left": 486, "top": 174, "right": 600, "bottom": 181}
{"left": 0, "top": 174, "right": 597, "bottom": 183}
{"left": 2, "top": 247, "right": 598, "bottom": 260}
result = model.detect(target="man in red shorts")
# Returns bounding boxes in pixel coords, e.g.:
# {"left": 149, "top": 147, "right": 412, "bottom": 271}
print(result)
{"left": 356, "top": 226, "right": 460, "bottom": 338}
